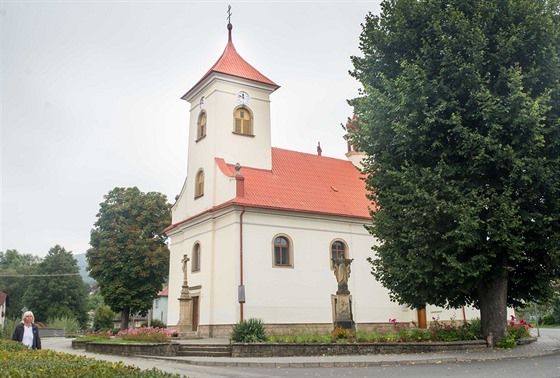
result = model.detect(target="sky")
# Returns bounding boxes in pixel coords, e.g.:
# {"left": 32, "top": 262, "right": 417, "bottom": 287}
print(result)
{"left": 1, "top": 1, "right": 382, "bottom": 258}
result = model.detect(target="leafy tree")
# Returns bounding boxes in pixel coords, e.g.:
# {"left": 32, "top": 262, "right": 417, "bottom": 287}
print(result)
{"left": 87, "top": 187, "right": 171, "bottom": 330}
{"left": 86, "top": 291, "right": 105, "bottom": 312}
{"left": 350, "top": 0, "right": 560, "bottom": 345}
{"left": 0, "top": 249, "right": 41, "bottom": 319}
{"left": 23, "top": 245, "right": 88, "bottom": 327}
{"left": 93, "top": 305, "right": 116, "bottom": 331}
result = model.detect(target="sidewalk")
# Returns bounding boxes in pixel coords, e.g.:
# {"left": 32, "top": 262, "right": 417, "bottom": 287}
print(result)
{"left": 143, "top": 333, "right": 560, "bottom": 368}
{"left": 42, "top": 332, "right": 560, "bottom": 369}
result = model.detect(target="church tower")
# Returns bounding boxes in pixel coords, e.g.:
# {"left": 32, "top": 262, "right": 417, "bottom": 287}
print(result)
{"left": 174, "top": 21, "right": 279, "bottom": 222}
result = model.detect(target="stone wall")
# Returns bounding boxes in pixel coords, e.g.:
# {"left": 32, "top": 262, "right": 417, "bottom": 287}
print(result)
{"left": 231, "top": 340, "right": 487, "bottom": 357}
{"left": 83, "top": 342, "right": 179, "bottom": 357}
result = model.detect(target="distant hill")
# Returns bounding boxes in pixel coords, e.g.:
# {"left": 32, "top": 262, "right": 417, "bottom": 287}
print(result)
{"left": 74, "top": 253, "right": 95, "bottom": 284}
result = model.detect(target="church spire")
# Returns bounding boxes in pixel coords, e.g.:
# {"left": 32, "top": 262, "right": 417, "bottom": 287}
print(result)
{"left": 181, "top": 8, "right": 279, "bottom": 101}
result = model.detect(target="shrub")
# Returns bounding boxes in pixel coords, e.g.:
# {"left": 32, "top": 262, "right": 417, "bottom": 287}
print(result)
{"left": 116, "top": 327, "right": 175, "bottom": 343}
{"left": 0, "top": 340, "right": 181, "bottom": 377}
{"left": 332, "top": 326, "right": 354, "bottom": 340}
{"left": 48, "top": 316, "right": 80, "bottom": 334}
{"left": 461, "top": 318, "right": 483, "bottom": 340}
{"left": 140, "top": 319, "right": 166, "bottom": 328}
{"left": 540, "top": 313, "right": 556, "bottom": 325}
{"left": 507, "top": 316, "right": 532, "bottom": 339}
{"left": 496, "top": 334, "right": 517, "bottom": 349}
{"left": 93, "top": 305, "right": 116, "bottom": 331}
{"left": 81, "top": 330, "right": 114, "bottom": 340}
{"left": 0, "top": 317, "right": 20, "bottom": 340}
{"left": 230, "top": 318, "right": 267, "bottom": 343}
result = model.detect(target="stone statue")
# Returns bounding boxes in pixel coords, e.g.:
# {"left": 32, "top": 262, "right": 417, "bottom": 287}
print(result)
{"left": 331, "top": 257, "right": 355, "bottom": 331}
{"left": 332, "top": 258, "right": 353, "bottom": 295}
{"left": 334, "top": 259, "right": 351, "bottom": 284}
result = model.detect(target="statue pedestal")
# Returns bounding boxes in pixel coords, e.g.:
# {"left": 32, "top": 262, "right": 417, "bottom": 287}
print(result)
{"left": 333, "top": 294, "right": 355, "bottom": 331}
{"left": 176, "top": 284, "right": 199, "bottom": 339}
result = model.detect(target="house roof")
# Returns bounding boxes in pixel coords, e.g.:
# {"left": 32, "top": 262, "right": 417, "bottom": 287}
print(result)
{"left": 0, "top": 291, "right": 6, "bottom": 305}
{"left": 184, "top": 23, "right": 279, "bottom": 98}
{"left": 165, "top": 148, "right": 372, "bottom": 233}
{"left": 157, "top": 286, "right": 168, "bottom": 297}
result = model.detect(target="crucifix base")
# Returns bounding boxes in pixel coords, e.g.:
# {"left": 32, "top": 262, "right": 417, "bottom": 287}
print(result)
{"left": 175, "top": 287, "right": 200, "bottom": 339}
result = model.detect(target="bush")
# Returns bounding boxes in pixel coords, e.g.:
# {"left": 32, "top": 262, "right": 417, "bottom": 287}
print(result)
{"left": 0, "top": 339, "right": 181, "bottom": 377}
{"left": 0, "top": 317, "right": 20, "bottom": 340}
{"left": 230, "top": 318, "right": 267, "bottom": 343}
{"left": 461, "top": 318, "right": 483, "bottom": 340}
{"left": 496, "top": 334, "right": 517, "bottom": 349}
{"left": 116, "top": 327, "right": 175, "bottom": 343}
{"left": 332, "top": 326, "right": 354, "bottom": 340}
{"left": 140, "top": 319, "right": 166, "bottom": 328}
{"left": 540, "top": 313, "right": 556, "bottom": 325}
{"left": 93, "top": 305, "right": 116, "bottom": 331}
{"left": 81, "top": 330, "right": 114, "bottom": 340}
{"left": 507, "top": 316, "right": 532, "bottom": 339}
{"left": 48, "top": 316, "right": 80, "bottom": 334}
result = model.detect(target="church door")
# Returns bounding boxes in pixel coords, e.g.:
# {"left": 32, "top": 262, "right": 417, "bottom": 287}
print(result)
{"left": 192, "top": 296, "right": 199, "bottom": 332}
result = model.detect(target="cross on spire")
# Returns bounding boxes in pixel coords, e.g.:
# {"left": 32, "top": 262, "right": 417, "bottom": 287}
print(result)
{"left": 227, "top": 5, "right": 232, "bottom": 24}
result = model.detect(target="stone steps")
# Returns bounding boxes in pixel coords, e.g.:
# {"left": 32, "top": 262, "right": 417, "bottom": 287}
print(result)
{"left": 177, "top": 344, "right": 232, "bottom": 357}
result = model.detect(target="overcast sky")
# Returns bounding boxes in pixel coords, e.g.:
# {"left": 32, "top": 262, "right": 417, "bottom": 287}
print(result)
{"left": 1, "top": 1, "right": 381, "bottom": 258}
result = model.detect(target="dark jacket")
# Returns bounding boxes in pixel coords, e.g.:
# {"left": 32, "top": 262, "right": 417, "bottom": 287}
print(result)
{"left": 12, "top": 323, "right": 41, "bottom": 350}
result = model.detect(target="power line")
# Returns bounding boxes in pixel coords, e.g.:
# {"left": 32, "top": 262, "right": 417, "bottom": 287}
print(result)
{"left": 0, "top": 273, "right": 81, "bottom": 277}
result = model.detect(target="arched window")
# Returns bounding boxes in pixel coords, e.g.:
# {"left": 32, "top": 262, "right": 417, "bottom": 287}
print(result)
{"left": 197, "top": 111, "right": 207, "bottom": 140}
{"left": 331, "top": 240, "right": 347, "bottom": 268}
{"left": 192, "top": 243, "right": 201, "bottom": 272}
{"left": 233, "top": 107, "right": 253, "bottom": 135}
{"left": 273, "top": 235, "right": 293, "bottom": 267}
{"left": 195, "top": 169, "right": 204, "bottom": 198}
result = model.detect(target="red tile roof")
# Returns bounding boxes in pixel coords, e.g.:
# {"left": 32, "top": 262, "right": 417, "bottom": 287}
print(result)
{"left": 186, "top": 25, "right": 279, "bottom": 96}
{"left": 230, "top": 148, "right": 372, "bottom": 218}
{"left": 157, "top": 286, "right": 168, "bottom": 297}
{"left": 0, "top": 291, "right": 6, "bottom": 305}
{"left": 165, "top": 148, "right": 372, "bottom": 233}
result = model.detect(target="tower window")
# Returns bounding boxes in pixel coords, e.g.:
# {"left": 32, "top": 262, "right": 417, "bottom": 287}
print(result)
{"left": 195, "top": 169, "right": 204, "bottom": 198}
{"left": 197, "top": 111, "right": 207, "bottom": 140}
{"left": 234, "top": 107, "right": 253, "bottom": 135}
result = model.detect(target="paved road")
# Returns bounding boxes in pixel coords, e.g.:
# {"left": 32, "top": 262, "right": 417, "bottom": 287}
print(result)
{"left": 41, "top": 328, "right": 560, "bottom": 378}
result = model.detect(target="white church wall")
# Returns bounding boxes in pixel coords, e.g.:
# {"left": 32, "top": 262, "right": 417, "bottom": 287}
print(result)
{"left": 239, "top": 210, "right": 383, "bottom": 324}
{"left": 167, "top": 209, "right": 241, "bottom": 327}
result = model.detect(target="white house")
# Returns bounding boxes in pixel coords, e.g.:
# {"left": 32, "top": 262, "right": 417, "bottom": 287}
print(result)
{"left": 152, "top": 286, "right": 168, "bottom": 326}
{"left": 164, "top": 21, "right": 485, "bottom": 337}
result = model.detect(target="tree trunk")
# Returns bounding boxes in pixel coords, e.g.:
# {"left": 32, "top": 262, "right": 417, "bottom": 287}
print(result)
{"left": 477, "top": 270, "right": 508, "bottom": 347}
{"left": 121, "top": 308, "right": 130, "bottom": 330}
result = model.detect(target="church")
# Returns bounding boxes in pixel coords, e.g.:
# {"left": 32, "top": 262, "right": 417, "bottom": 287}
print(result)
{"left": 164, "top": 20, "right": 481, "bottom": 337}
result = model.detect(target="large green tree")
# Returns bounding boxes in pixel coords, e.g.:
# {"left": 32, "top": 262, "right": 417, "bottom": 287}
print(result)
{"left": 350, "top": 0, "right": 560, "bottom": 345}
{"left": 87, "top": 187, "right": 171, "bottom": 330}
{"left": 0, "top": 249, "right": 41, "bottom": 319}
{"left": 23, "top": 245, "right": 88, "bottom": 327}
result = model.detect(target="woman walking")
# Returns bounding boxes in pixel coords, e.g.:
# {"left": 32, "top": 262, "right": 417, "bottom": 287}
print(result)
{"left": 12, "top": 311, "right": 41, "bottom": 349}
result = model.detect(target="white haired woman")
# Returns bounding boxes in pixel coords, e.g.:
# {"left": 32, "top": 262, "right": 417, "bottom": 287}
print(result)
{"left": 12, "top": 311, "right": 41, "bottom": 349}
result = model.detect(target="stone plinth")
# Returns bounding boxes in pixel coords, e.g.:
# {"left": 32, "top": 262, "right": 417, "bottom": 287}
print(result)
{"left": 334, "top": 294, "right": 355, "bottom": 331}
